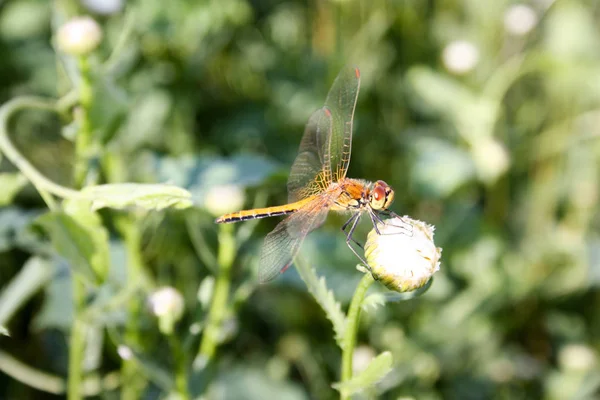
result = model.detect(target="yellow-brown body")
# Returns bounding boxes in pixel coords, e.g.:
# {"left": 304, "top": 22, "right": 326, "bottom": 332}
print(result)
{"left": 215, "top": 178, "right": 377, "bottom": 224}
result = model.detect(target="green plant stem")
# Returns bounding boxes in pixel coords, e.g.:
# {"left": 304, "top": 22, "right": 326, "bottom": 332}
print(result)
{"left": 66, "top": 55, "right": 97, "bottom": 400}
{"left": 68, "top": 278, "right": 86, "bottom": 400}
{"left": 0, "top": 96, "right": 82, "bottom": 208}
{"left": 340, "top": 273, "right": 374, "bottom": 400}
{"left": 197, "top": 223, "right": 236, "bottom": 366}
{"left": 168, "top": 335, "right": 190, "bottom": 400}
{"left": 74, "top": 56, "right": 94, "bottom": 187}
{"left": 115, "top": 216, "right": 150, "bottom": 400}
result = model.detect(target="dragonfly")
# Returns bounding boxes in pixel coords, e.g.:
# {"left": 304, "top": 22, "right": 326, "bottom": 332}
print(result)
{"left": 216, "top": 66, "right": 409, "bottom": 282}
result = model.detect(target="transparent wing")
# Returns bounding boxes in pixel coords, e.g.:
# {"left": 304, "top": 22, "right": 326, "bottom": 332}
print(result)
{"left": 259, "top": 195, "right": 330, "bottom": 283}
{"left": 287, "top": 107, "right": 333, "bottom": 203}
{"left": 324, "top": 66, "right": 361, "bottom": 183}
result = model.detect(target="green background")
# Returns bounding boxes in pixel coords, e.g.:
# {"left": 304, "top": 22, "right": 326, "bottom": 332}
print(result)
{"left": 1, "top": 0, "right": 600, "bottom": 399}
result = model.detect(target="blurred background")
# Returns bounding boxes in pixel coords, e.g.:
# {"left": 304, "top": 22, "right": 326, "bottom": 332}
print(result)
{"left": 1, "top": 0, "right": 600, "bottom": 399}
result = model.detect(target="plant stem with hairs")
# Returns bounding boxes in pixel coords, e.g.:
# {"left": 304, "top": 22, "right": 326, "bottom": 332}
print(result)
{"left": 340, "top": 273, "right": 374, "bottom": 400}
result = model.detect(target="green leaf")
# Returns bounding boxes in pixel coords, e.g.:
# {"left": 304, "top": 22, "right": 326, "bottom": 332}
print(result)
{"left": 80, "top": 183, "right": 193, "bottom": 211}
{"left": 205, "top": 365, "right": 307, "bottom": 400}
{"left": 0, "top": 172, "right": 28, "bottom": 206}
{"left": 126, "top": 349, "right": 174, "bottom": 391}
{"left": 89, "top": 76, "right": 128, "bottom": 145}
{"left": 295, "top": 257, "right": 346, "bottom": 347}
{"left": 153, "top": 154, "right": 278, "bottom": 207}
{"left": 0, "top": 207, "right": 41, "bottom": 252}
{"left": 36, "top": 204, "right": 110, "bottom": 283}
{"left": 33, "top": 264, "right": 73, "bottom": 331}
{"left": 0, "top": 256, "right": 54, "bottom": 327}
{"left": 361, "top": 293, "right": 386, "bottom": 313}
{"left": 411, "top": 137, "right": 475, "bottom": 198}
{"left": 332, "top": 351, "right": 393, "bottom": 396}
{"left": 407, "top": 66, "right": 475, "bottom": 118}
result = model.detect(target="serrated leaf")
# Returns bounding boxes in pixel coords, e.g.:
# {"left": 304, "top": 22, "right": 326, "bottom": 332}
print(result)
{"left": 0, "top": 172, "right": 28, "bottom": 205}
{"left": 361, "top": 293, "right": 386, "bottom": 313}
{"left": 80, "top": 183, "right": 193, "bottom": 211}
{"left": 36, "top": 206, "right": 110, "bottom": 283}
{"left": 0, "top": 256, "right": 53, "bottom": 327}
{"left": 295, "top": 257, "right": 346, "bottom": 347}
{"left": 332, "top": 351, "right": 393, "bottom": 396}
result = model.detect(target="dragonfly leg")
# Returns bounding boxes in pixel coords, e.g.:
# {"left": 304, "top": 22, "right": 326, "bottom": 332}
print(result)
{"left": 341, "top": 213, "right": 363, "bottom": 249}
{"left": 377, "top": 210, "right": 413, "bottom": 237}
{"left": 368, "top": 210, "right": 383, "bottom": 235}
{"left": 342, "top": 213, "right": 370, "bottom": 269}
{"left": 341, "top": 212, "right": 358, "bottom": 232}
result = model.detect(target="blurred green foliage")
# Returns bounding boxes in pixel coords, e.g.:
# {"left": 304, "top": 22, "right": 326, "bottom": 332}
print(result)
{"left": 1, "top": 0, "right": 600, "bottom": 399}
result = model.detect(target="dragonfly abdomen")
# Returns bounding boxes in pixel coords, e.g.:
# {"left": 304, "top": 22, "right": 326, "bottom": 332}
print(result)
{"left": 215, "top": 199, "right": 310, "bottom": 224}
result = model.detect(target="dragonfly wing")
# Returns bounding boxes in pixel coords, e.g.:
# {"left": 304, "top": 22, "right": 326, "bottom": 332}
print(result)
{"left": 324, "top": 66, "right": 361, "bottom": 183}
{"left": 259, "top": 196, "right": 330, "bottom": 283}
{"left": 287, "top": 107, "right": 333, "bottom": 203}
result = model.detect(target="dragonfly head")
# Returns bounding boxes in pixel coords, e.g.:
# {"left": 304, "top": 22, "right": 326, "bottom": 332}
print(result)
{"left": 370, "top": 180, "right": 395, "bottom": 210}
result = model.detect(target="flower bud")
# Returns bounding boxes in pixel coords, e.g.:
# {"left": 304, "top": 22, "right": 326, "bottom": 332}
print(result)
{"left": 504, "top": 4, "right": 538, "bottom": 36}
{"left": 56, "top": 16, "right": 102, "bottom": 56}
{"left": 204, "top": 184, "right": 245, "bottom": 217}
{"left": 442, "top": 40, "right": 479, "bottom": 74}
{"left": 149, "top": 286, "right": 185, "bottom": 335}
{"left": 117, "top": 345, "right": 133, "bottom": 360}
{"left": 364, "top": 216, "right": 441, "bottom": 293}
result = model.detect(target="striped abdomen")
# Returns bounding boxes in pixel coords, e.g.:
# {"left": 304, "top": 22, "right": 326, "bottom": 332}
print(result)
{"left": 215, "top": 198, "right": 311, "bottom": 224}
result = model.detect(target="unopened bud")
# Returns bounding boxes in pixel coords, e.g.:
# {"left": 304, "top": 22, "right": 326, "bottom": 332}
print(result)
{"left": 149, "top": 286, "right": 185, "bottom": 335}
{"left": 56, "top": 16, "right": 102, "bottom": 56}
{"left": 205, "top": 184, "right": 245, "bottom": 217}
{"left": 365, "top": 216, "right": 441, "bottom": 293}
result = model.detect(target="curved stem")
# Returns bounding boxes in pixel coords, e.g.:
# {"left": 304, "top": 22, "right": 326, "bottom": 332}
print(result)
{"left": 340, "top": 273, "right": 374, "bottom": 400}
{"left": 0, "top": 350, "right": 121, "bottom": 396}
{"left": 0, "top": 96, "right": 83, "bottom": 203}
{"left": 196, "top": 223, "right": 236, "bottom": 368}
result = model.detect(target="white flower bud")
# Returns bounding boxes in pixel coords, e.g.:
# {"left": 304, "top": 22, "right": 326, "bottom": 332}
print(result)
{"left": 365, "top": 216, "right": 441, "bottom": 293}
{"left": 442, "top": 40, "right": 479, "bottom": 74}
{"left": 558, "top": 344, "right": 597, "bottom": 372}
{"left": 149, "top": 286, "right": 185, "bottom": 335}
{"left": 471, "top": 138, "right": 510, "bottom": 184}
{"left": 504, "top": 4, "right": 538, "bottom": 36}
{"left": 117, "top": 345, "right": 133, "bottom": 360}
{"left": 56, "top": 16, "right": 102, "bottom": 56}
{"left": 204, "top": 184, "right": 246, "bottom": 217}
{"left": 352, "top": 345, "right": 376, "bottom": 375}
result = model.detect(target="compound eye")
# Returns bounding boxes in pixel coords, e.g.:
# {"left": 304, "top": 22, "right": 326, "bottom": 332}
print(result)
{"left": 373, "top": 189, "right": 382, "bottom": 201}
{"left": 371, "top": 186, "right": 386, "bottom": 209}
